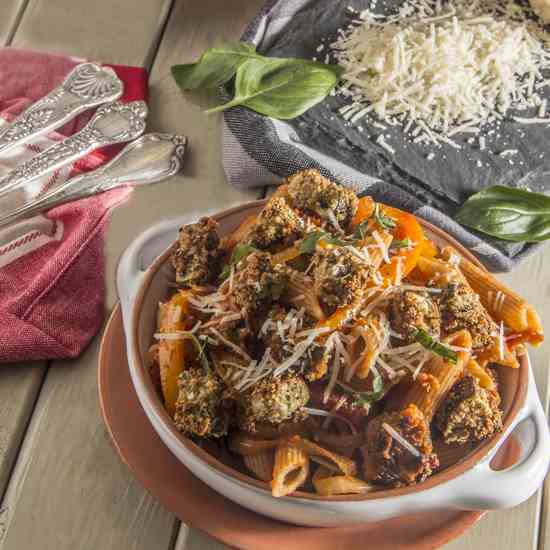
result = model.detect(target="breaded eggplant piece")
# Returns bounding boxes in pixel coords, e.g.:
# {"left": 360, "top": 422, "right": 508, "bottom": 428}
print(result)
{"left": 247, "top": 197, "right": 304, "bottom": 250}
{"left": 364, "top": 404, "right": 439, "bottom": 487}
{"left": 232, "top": 252, "right": 289, "bottom": 317}
{"left": 174, "top": 368, "right": 230, "bottom": 438}
{"left": 261, "top": 306, "right": 329, "bottom": 382}
{"left": 438, "top": 282, "right": 496, "bottom": 350}
{"left": 389, "top": 291, "right": 441, "bottom": 343}
{"left": 435, "top": 374, "right": 503, "bottom": 445}
{"left": 312, "top": 247, "right": 372, "bottom": 311}
{"left": 237, "top": 373, "right": 310, "bottom": 432}
{"left": 285, "top": 169, "right": 358, "bottom": 229}
{"left": 172, "top": 217, "right": 222, "bottom": 286}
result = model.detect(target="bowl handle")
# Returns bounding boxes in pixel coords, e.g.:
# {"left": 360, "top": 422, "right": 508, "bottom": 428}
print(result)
{"left": 116, "top": 218, "right": 188, "bottom": 326}
{"left": 445, "top": 358, "right": 550, "bottom": 510}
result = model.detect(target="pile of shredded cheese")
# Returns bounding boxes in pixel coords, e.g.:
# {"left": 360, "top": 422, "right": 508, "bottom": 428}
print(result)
{"left": 331, "top": 0, "right": 550, "bottom": 148}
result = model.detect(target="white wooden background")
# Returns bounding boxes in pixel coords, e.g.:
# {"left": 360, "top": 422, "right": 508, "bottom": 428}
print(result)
{"left": 0, "top": 1, "right": 548, "bottom": 549}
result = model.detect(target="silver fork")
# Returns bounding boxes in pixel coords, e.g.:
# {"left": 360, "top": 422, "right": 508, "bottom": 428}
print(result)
{"left": 0, "top": 62, "right": 123, "bottom": 156}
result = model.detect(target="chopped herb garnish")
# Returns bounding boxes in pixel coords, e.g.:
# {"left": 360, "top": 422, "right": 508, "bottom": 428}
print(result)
{"left": 299, "top": 230, "right": 348, "bottom": 254}
{"left": 414, "top": 329, "right": 458, "bottom": 363}
{"left": 374, "top": 203, "right": 397, "bottom": 230}
{"left": 337, "top": 375, "right": 385, "bottom": 405}
{"left": 161, "top": 331, "right": 211, "bottom": 373}
{"left": 219, "top": 243, "right": 257, "bottom": 280}
{"left": 355, "top": 220, "right": 371, "bottom": 240}
{"left": 391, "top": 238, "right": 411, "bottom": 249}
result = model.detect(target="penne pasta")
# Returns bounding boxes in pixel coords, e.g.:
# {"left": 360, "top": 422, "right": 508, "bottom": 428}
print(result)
{"left": 441, "top": 247, "right": 543, "bottom": 344}
{"left": 286, "top": 435, "right": 357, "bottom": 476}
{"left": 228, "top": 432, "right": 280, "bottom": 456}
{"left": 271, "top": 443, "right": 309, "bottom": 497}
{"left": 354, "top": 315, "right": 384, "bottom": 379}
{"left": 244, "top": 451, "right": 275, "bottom": 482}
{"left": 314, "top": 429, "right": 365, "bottom": 451}
{"left": 272, "top": 245, "right": 302, "bottom": 265}
{"left": 402, "top": 330, "right": 472, "bottom": 420}
{"left": 416, "top": 255, "right": 461, "bottom": 285}
{"left": 477, "top": 338, "right": 520, "bottom": 369}
{"left": 312, "top": 466, "right": 375, "bottom": 496}
{"left": 466, "top": 358, "right": 496, "bottom": 390}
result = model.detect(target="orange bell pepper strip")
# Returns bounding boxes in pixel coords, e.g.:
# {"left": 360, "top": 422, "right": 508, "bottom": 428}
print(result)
{"left": 420, "top": 238, "right": 438, "bottom": 259}
{"left": 352, "top": 198, "right": 425, "bottom": 282}
{"left": 317, "top": 304, "right": 353, "bottom": 332}
{"left": 158, "top": 290, "right": 193, "bottom": 417}
{"left": 352, "top": 196, "right": 376, "bottom": 226}
{"left": 378, "top": 205, "right": 425, "bottom": 283}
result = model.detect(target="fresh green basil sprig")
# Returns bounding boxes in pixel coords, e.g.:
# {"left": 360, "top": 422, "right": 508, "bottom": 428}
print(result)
{"left": 171, "top": 42, "right": 343, "bottom": 119}
{"left": 299, "top": 230, "right": 349, "bottom": 254}
{"left": 455, "top": 185, "right": 550, "bottom": 242}
{"left": 414, "top": 329, "right": 458, "bottom": 364}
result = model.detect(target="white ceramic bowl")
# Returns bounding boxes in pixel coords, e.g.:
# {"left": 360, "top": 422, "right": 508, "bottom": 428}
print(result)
{"left": 117, "top": 200, "right": 550, "bottom": 527}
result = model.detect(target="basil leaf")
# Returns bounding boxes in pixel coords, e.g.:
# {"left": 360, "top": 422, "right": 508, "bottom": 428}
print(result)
{"left": 206, "top": 57, "right": 343, "bottom": 119}
{"left": 374, "top": 204, "right": 397, "bottom": 230}
{"left": 299, "top": 230, "right": 348, "bottom": 254}
{"left": 171, "top": 42, "right": 259, "bottom": 90}
{"left": 455, "top": 185, "right": 550, "bottom": 242}
{"left": 337, "top": 375, "right": 385, "bottom": 405}
{"left": 414, "top": 329, "right": 457, "bottom": 364}
{"left": 219, "top": 243, "right": 257, "bottom": 280}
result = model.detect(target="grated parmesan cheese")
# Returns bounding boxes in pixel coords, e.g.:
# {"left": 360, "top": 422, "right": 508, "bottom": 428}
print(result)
{"left": 332, "top": 0, "right": 550, "bottom": 147}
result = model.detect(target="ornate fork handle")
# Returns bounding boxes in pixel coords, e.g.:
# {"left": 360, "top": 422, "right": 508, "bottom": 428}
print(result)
{"left": 0, "top": 100, "right": 148, "bottom": 200}
{"left": 0, "top": 63, "right": 123, "bottom": 156}
{"left": 0, "top": 133, "right": 187, "bottom": 229}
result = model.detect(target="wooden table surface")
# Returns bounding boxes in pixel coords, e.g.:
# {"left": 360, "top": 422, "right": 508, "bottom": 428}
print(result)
{"left": 0, "top": 1, "right": 548, "bottom": 549}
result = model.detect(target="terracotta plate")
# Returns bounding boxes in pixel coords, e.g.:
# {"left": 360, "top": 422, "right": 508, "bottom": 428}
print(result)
{"left": 99, "top": 305, "right": 487, "bottom": 550}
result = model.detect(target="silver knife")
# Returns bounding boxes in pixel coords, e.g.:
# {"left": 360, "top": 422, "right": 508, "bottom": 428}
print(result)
{"left": 0, "top": 133, "right": 187, "bottom": 229}
{"left": 0, "top": 62, "right": 124, "bottom": 156}
{"left": 0, "top": 100, "right": 148, "bottom": 201}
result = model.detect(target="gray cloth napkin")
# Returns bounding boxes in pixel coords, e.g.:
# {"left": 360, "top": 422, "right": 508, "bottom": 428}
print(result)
{"left": 222, "top": 0, "right": 548, "bottom": 272}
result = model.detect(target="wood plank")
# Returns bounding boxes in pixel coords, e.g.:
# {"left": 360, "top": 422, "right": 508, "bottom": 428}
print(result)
{"left": 0, "top": 0, "right": 48, "bottom": 522}
{"left": 10, "top": 0, "right": 173, "bottom": 66}
{"left": 0, "top": 0, "right": 28, "bottom": 45}
{"left": 0, "top": 2, "right": 179, "bottom": 550}
{"left": 0, "top": 364, "right": 44, "bottom": 499}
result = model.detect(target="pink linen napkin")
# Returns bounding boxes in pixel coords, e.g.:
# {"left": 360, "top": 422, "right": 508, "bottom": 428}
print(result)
{"left": 0, "top": 49, "right": 149, "bottom": 362}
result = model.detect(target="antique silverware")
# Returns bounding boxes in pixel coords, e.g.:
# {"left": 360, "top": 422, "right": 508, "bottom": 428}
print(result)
{"left": 0, "top": 133, "right": 187, "bottom": 228}
{"left": 0, "top": 100, "right": 148, "bottom": 200}
{"left": 0, "top": 63, "right": 123, "bottom": 156}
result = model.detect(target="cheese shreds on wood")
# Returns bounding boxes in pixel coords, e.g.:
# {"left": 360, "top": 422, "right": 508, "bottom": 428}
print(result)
{"left": 332, "top": 0, "right": 550, "bottom": 146}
